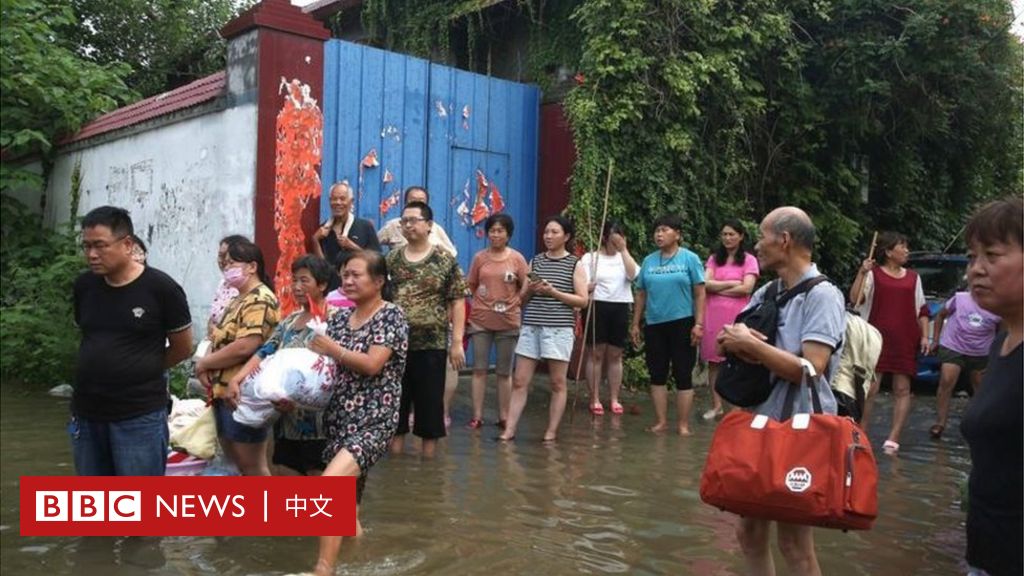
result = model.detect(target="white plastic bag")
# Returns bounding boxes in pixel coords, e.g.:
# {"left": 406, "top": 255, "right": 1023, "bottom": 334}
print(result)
{"left": 232, "top": 348, "right": 337, "bottom": 428}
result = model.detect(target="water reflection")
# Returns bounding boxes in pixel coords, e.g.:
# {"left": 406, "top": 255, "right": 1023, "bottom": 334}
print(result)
{"left": 1, "top": 385, "right": 974, "bottom": 575}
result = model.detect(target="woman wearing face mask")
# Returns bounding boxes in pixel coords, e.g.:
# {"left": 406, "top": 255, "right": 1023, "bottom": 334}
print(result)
{"left": 207, "top": 235, "right": 249, "bottom": 334}
{"left": 225, "top": 255, "right": 336, "bottom": 477}
{"left": 195, "top": 238, "right": 280, "bottom": 475}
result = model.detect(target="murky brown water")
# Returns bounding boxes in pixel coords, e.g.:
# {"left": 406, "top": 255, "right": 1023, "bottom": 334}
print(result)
{"left": 1, "top": 381, "right": 972, "bottom": 575}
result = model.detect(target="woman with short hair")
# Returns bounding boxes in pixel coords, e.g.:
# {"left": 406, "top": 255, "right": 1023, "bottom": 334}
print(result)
{"left": 630, "top": 214, "right": 705, "bottom": 436}
{"left": 465, "top": 213, "right": 529, "bottom": 430}
{"left": 959, "top": 197, "right": 1023, "bottom": 576}
{"left": 850, "top": 231, "right": 929, "bottom": 454}
{"left": 305, "top": 250, "right": 409, "bottom": 576}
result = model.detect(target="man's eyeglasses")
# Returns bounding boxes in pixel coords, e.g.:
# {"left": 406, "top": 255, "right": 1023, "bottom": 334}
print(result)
{"left": 400, "top": 216, "right": 428, "bottom": 226}
{"left": 80, "top": 236, "right": 127, "bottom": 253}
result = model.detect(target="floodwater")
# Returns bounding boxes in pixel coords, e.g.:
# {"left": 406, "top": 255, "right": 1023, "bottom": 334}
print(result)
{"left": 1, "top": 381, "right": 973, "bottom": 575}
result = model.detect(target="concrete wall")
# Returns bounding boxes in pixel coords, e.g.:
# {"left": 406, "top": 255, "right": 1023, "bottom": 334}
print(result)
{"left": 45, "top": 103, "right": 258, "bottom": 339}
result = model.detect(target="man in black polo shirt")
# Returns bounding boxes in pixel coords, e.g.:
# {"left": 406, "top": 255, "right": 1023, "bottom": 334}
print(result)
{"left": 72, "top": 206, "right": 193, "bottom": 475}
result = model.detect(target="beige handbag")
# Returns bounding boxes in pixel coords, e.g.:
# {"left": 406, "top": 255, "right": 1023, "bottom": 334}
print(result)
{"left": 170, "top": 406, "right": 217, "bottom": 460}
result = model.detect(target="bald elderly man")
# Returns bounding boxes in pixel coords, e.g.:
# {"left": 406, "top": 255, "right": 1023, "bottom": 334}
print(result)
{"left": 717, "top": 206, "right": 846, "bottom": 576}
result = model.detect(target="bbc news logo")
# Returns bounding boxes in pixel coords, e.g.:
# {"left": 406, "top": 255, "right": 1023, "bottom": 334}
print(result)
{"left": 20, "top": 477, "right": 356, "bottom": 536}
{"left": 37, "top": 491, "right": 141, "bottom": 521}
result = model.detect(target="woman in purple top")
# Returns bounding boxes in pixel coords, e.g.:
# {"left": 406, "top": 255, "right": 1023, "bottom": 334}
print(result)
{"left": 700, "top": 220, "right": 759, "bottom": 420}
{"left": 928, "top": 290, "right": 1001, "bottom": 438}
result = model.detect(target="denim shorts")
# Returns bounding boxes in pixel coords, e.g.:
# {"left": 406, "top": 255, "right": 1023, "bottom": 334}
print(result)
{"left": 514, "top": 325, "right": 574, "bottom": 362}
{"left": 214, "top": 399, "right": 269, "bottom": 443}
{"left": 70, "top": 408, "right": 169, "bottom": 476}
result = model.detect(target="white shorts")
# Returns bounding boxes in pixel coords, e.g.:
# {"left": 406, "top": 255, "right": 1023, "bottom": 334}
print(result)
{"left": 515, "top": 325, "right": 574, "bottom": 362}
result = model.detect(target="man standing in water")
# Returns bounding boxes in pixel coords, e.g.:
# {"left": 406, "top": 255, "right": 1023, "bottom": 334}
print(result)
{"left": 717, "top": 206, "right": 846, "bottom": 576}
{"left": 379, "top": 186, "right": 461, "bottom": 428}
{"left": 386, "top": 201, "right": 467, "bottom": 457}
{"left": 72, "top": 206, "right": 193, "bottom": 475}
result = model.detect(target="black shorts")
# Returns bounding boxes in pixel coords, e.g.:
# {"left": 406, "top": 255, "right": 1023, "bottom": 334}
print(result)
{"left": 588, "top": 301, "right": 630, "bottom": 348}
{"left": 643, "top": 317, "right": 696, "bottom": 390}
{"left": 272, "top": 437, "right": 327, "bottom": 475}
{"left": 395, "top": 349, "right": 447, "bottom": 440}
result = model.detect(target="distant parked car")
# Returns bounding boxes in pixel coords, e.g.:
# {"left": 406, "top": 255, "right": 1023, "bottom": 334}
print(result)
{"left": 907, "top": 251, "right": 969, "bottom": 389}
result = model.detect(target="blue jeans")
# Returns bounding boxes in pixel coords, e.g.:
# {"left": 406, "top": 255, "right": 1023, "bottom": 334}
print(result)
{"left": 70, "top": 408, "right": 169, "bottom": 476}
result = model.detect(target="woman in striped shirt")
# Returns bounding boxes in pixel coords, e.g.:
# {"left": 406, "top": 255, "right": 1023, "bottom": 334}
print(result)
{"left": 498, "top": 216, "right": 589, "bottom": 442}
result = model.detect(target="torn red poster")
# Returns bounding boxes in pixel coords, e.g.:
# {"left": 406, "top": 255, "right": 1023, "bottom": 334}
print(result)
{"left": 379, "top": 189, "right": 400, "bottom": 216}
{"left": 361, "top": 148, "right": 379, "bottom": 169}
{"left": 489, "top": 181, "right": 505, "bottom": 214}
{"left": 382, "top": 169, "right": 394, "bottom": 184}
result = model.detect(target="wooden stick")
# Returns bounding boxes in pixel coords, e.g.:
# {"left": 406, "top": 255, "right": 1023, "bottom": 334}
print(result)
{"left": 852, "top": 231, "right": 878, "bottom": 308}
{"left": 570, "top": 159, "right": 614, "bottom": 424}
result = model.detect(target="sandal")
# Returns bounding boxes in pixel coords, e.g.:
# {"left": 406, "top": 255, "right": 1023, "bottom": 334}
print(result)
{"left": 590, "top": 402, "right": 605, "bottom": 416}
{"left": 929, "top": 424, "right": 945, "bottom": 439}
{"left": 702, "top": 408, "right": 724, "bottom": 421}
{"left": 466, "top": 418, "right": 483, "bottom": 430}
{"left": 610, "top": 401, "right": 624, "bottom": 415}
{"left": 882, "top": 440, "right": 900, "bottom": 455}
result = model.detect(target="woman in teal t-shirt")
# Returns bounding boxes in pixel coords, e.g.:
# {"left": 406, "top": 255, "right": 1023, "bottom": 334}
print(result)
{"left": 630, "top": 214, "right": 706, "bottom": 436}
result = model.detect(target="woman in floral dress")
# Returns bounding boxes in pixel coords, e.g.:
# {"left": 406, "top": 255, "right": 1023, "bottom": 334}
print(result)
{"left": 306, "top": 250, "right": 408, "bottom": 576}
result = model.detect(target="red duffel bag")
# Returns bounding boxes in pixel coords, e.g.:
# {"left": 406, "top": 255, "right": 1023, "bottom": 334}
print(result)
{"left": 699, "top": 360, "right": 878, "bottom": 530}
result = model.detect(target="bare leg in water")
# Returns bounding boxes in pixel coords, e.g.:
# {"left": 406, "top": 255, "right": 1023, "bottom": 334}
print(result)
{"left": 313, "top": 449, "right": 362, "bottom": 576}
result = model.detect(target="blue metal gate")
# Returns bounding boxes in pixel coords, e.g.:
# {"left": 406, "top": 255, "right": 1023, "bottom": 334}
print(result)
{"left": 321, "top": 40, "right": 541, "bottom": 273}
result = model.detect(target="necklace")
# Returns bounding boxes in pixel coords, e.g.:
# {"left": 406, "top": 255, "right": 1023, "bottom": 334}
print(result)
{"left": 350, "top": 300, "right": 385, "bottom": 329}
{"left": 659, "top": 248, "right": 679, "bottom": 267}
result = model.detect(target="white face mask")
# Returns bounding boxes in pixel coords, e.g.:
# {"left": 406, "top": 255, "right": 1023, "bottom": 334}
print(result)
{"left": 223, "top": 266, "right": 248, "bottom": 288}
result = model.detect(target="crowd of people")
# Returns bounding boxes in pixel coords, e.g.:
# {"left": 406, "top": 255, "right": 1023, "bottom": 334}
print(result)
{"left": 68, "top": 191, "right": 1022, "bottom": 576}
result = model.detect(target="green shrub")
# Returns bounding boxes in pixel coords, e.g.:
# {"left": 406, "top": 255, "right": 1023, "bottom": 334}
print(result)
{"left": 0, "top": 195, "right": 83, "bottom": 386}
{"left": 622, "top": 351, "right": 650, "bottom": 391}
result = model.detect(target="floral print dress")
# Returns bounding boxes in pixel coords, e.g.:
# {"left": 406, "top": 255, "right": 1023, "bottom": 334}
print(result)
{"left": 322, "top": 302, "right": 409, "bottom": 473}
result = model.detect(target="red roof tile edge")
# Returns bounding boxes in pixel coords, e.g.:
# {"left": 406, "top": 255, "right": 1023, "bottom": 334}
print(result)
{"left": 61, "top": 71, "right": 227, "bottom": 146}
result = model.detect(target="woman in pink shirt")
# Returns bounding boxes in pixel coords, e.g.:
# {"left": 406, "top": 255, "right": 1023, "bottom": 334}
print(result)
{"left": 700, "top": 220, "right": 759, "bottom": 419}
{"left": 465, "top": 214, "right": 530, "bottom": 429}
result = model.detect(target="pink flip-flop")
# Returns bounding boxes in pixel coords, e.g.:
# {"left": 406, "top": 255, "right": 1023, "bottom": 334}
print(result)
{"left": 610, "top": 401, "right": 624, "bottom": 415}
{"left": 590, "top": 403, "right": 605, "bottom": 416}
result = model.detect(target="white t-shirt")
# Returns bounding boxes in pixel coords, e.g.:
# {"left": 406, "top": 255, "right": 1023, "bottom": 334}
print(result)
{"left": 580, "top": 251, "right": 634, "bottom": 303}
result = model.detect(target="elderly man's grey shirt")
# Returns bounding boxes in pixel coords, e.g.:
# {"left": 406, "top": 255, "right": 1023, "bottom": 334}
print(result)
{"left": 741, "top": 263, "right": 847, "bottom": 420}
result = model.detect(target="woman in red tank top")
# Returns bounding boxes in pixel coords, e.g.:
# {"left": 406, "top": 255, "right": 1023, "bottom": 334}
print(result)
{"left": 849, "top": 232, "right": 930, "bottom": 454}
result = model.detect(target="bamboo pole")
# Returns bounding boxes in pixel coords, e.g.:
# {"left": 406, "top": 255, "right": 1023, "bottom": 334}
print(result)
{"left": 852, "top": 231, "right": 878, "bottom": 308}
{"left": 570, "top": 159, "right": 613, "bottom": 423}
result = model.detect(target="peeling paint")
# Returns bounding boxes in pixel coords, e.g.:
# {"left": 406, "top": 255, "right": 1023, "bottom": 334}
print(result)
{"left": 273, "top": 77, "right": 324, "bottom": 316}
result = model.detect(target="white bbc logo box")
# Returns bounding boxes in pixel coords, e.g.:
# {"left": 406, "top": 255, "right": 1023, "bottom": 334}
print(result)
{"left": 36, "top": 491, "right": 142, "bottom": 522}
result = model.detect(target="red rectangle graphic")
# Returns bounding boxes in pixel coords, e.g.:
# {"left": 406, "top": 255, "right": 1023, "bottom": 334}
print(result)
{"left": 20, "top": 476, "right": 357, "bottom": 536}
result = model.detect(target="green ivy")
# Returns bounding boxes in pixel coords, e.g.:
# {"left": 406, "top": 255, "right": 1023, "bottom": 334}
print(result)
{"left": 565, "top": 0, "right": 1022, "bottom": 282}
{"left": 361, "top": 0, "right": 1024, "bottom": 281}
{"left": 0, "top": 196, "right": 83, "bottom": 386}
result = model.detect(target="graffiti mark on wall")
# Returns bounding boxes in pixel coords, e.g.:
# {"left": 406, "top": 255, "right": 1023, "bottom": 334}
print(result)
{"left": 274, "top": 77, "right": 324, "bottom": 316}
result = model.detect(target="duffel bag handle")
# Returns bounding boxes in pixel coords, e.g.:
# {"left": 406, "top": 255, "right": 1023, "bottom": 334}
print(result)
{"left": 779, "top": 358, "right": 823, "bottom": 428}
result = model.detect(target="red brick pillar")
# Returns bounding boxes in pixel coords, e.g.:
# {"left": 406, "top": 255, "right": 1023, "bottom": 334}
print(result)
{"left": 221, "top": 0, "right": 329, "bottom": 314}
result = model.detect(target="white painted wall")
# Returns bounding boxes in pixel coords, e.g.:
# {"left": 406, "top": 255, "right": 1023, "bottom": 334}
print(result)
{"left": 45, "top": 103, "right": 258, "bottom": 339}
